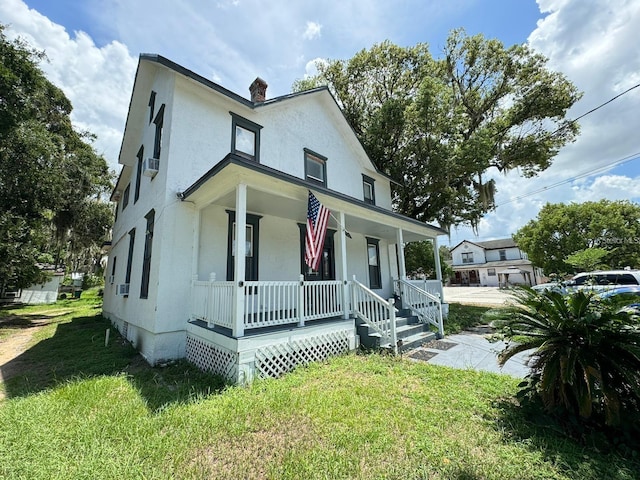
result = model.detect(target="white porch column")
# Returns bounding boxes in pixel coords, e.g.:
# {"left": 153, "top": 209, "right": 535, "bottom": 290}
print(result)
{"left": 339, "top": 211, "right": 349, "bottom": 319}
{"left": 232, "top": 183, "right": 247, "bottom": 337}
{"left": 432, "top": 236, "right": 445, "bottom": 303}
{"left": 396, "top": 228, "right": 407, "bottom": 280}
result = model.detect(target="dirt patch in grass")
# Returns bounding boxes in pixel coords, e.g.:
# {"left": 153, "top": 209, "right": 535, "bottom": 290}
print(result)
{"left": 186, "top": 415, "right": 322, "bottom": 479}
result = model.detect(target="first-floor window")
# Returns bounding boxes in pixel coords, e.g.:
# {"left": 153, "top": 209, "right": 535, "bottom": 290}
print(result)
{"left": 366, "top": 237, "right": 382, "bottom": 289}
{"left": 125, "top": 229, "right": 136, "bottom": 296}
{"left": 140, "top": 210, "right": 155, "bottom": 298}
{"left": 487, "top": 268, "right": 496, "bottom": 276}
{"left": 110, "top": 257, "right": 117, "bottom": 284}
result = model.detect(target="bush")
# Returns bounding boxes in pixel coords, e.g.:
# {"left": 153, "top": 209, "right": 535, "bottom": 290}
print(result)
{"left": 493, "top": 287, "right": 640, "bottom": 427}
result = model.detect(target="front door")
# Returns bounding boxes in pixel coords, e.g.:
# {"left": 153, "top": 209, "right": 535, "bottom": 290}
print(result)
{"left": 298, "top": 225, "right": 336, "bottom": 281}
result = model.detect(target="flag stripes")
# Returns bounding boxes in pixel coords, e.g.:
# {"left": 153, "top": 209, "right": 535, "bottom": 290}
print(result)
{"left": 305, "top": 191, "right": 330, "bottom": 270}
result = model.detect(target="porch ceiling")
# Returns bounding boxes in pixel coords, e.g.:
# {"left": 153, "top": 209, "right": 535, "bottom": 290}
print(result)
{"left": 181, "top": 155, "right": 444, "bottom": 242}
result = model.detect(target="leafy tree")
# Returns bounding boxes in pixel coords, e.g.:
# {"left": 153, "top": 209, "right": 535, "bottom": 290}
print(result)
{"left": 514, "top": 200, "right": 640, "bottom": 275}
{"left": 0, "top": 25, "right": 112, "bottom": 292}
{"left": 293, "top": 30, "right": 581, "bottom": 230}
{"left": 565, "top": 248, "right": 609, "bottom": 272}
{"left": 493, "top": 287, "right": 640, "bottom": 427}
{"left": 405, "top": 242, "right": 452, "bottom": 279}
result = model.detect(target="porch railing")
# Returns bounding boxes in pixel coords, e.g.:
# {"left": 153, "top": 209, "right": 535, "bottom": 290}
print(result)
{"left": 351, "top": 276, "right": 398, "bottom": 353}
{"left": 395, "top": 278, "right": 444, "bottom": 337}
{"left": 191, "top": 274, "right": 343, "bottom": 333}
{"left": 406, "top": 279, "right": 443, "bottom": 301}
{"left": 191, "top": 274, "right": 234, "bottom": 329}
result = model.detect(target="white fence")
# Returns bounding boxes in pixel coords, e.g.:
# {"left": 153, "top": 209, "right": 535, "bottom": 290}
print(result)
{"left": 191, "top": 275, "right": 343, "bottom": 333}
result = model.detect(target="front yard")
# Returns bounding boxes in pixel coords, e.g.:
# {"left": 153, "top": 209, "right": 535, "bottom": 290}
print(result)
{"left": 0, "top": 292, "right": 637, "bottom": 479}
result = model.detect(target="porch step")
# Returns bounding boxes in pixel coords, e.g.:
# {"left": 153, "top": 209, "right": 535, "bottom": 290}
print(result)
{"left": 356, "top": 314, "right": 436, "bottom": 351}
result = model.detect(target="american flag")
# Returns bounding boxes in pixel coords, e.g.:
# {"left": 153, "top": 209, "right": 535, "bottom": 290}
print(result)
{"left": 305, "top": 191, "right": 330, "bottom": 270}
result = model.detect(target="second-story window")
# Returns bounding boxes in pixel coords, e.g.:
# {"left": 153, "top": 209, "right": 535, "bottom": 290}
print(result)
{"left": 304, "top": 149, "right": 327, "bottom": 187}
{"left": 122, "top": 183, "right": 131, "bottom": 210}
{"left": 134, "top": 146, "right": 143, "bottom": 203}
{"left": 230, "top": 113, "right": 262, "bottom": 162}
{"left": 153, "top": 104, "right": 165, "bottom": 161}
{"left": 148, "top": 91, "right": 156, "bottom": 123}
{"left": 461, "top": 252, "right": 474, "bottom": 264}
{"left": 499, "top": 249, "right": 507, "bottom": 261}
{"left": 362, "top": 175, "right": 375, "bottom": 205}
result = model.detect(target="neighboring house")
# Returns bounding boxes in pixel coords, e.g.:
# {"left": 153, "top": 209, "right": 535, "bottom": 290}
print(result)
{"left": 449, "top": 238, "right": 543, "bottom": 287}
{"left": 0, "top": 265, "right": 64, "bottom": 305}
{"left": 102, "top": 54, "right": 446, "bottom": 384}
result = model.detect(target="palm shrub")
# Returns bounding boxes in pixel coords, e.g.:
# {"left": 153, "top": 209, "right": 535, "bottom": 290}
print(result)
{"left": 493, "top": 287, "right": 640, "bottom": 426}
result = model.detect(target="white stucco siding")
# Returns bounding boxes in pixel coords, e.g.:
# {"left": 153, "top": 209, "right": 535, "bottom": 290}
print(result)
{"left": 256, "top": 97, "right": 392, "bottom": 208}
{"left": 154, "top": 201, "right": 195, "bottom": 333}
{"left": 166, "top": 78, "right": 242, "bottom": 195}
{"left": 259, "top": 216, "right": 303, "bottom": 281}
{"left": 198, "top": 204, "right": 230, "bottom": 280}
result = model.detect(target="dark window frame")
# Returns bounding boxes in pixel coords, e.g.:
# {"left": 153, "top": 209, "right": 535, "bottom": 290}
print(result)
{"left": 226, "top": 210, "right": 262, "bottom": 282}
{"left": 461, "top": 252, "right": 474, "bottom": 264}
{"left": 362, "top": 174, "right": 376, "bottom": 205}
{"left": 124, "top": 228, "right": 136, "bottom": 297}
{"left": 110, "top": 256, "right": 117, "bottom": 284}
{"left": 140, "top": 209, "right": 155, "bottom": 299}
{"left": 230, "top": 112, "right": 262, "bottom": 162}
{"left": 134, "top": 145, "right": 144, "bottom": 203}
{"left": 304, "top": 148, "right": 327, "bottom": 187}
{"left": 499, "top": 249, "right": 507, "bottom": 261}
{"left": 122, "top": 183, "right": 131, "bottom": 210}
{"left": 148, "top": 91, "right": 156, "bottom": 123}
{"left": 487, "top": 268, "right": 496, "bottom": 276}
{"left": 366, "top": 237, "right": 382, "bottom": 290}
{"left": 153, "top": 104, "right": 165, "bottom": 161}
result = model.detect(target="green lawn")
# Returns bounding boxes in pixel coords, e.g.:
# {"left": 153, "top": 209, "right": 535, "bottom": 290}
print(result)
{"left": 0, "top": 294, "right": 637, "bottom": 479}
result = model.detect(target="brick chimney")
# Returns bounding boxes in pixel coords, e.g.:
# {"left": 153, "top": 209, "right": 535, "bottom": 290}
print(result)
{"left": 249, "top": 77, "right": 268, "bottom": 103}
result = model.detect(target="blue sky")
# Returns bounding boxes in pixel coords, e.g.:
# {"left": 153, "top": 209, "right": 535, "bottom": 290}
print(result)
{"left": 2, "top": 0, "right": 640, "bottom": 247}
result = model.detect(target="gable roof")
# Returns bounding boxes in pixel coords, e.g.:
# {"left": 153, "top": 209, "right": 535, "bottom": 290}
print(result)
{"left": 120, "top": 54, "right": 397, "bottom": 185}
{"left": 475, "top": 238, "right": 517, "bottom": 250}
{"left": 450, "top": 238, "right": 518, "bottom": 252}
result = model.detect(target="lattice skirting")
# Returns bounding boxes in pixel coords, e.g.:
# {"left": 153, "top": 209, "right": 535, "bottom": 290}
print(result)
{"left": 254, "top": 330, "right": 352, "bottom": 380}
{"left": 186, "top": 334, "right": 237, "bottom": 381}
{"left": 121, "top": 321, "right": 129, "bottom": 341}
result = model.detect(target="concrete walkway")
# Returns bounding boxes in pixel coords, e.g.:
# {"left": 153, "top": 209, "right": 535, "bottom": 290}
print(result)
{"left": 406, "top": 327, "right": 531, "bottom": 377}
{"left": 442, "top": 286, "right": 515, "bottom": 307}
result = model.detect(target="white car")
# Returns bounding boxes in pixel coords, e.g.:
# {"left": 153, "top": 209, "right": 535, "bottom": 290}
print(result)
{"left": 565, "top": 270, "right": 640, "bottom": 293}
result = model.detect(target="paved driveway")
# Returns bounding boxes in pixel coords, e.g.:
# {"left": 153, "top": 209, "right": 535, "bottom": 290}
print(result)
{"left": 443, "top": 286, "right": 515, "bottom": 307}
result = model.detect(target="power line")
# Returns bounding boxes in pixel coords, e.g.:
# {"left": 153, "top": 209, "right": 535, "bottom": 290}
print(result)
{"left": 497, "top": 151, "right": 640, "bottom": 207}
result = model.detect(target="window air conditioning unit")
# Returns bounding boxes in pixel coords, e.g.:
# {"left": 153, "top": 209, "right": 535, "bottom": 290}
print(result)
{"left": 143, "top": 157, "right": 159, "bottom": 178}
{"left": 116, "top": 283, "right": 130, "bottom": 296}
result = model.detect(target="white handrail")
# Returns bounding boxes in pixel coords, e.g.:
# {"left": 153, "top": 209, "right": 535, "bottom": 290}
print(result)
{"left": 396, "top": 278, "right": 444, "bottom": 337}
{"left": 351, "top": 276, "right": 398, "bottom": 353}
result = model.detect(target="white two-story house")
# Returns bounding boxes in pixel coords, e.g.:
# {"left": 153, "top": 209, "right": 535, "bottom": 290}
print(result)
{"left": 102, "top": 54, "right": 446, "bottom": 384}
{"left": 449, "top": 238, "right": 543, "bottom": 287}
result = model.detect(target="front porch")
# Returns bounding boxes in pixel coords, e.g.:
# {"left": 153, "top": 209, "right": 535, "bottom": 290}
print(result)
{"left": 187, "top": 274, "right": 445, "bottom": 383}
{"left": 180, "top": 159, "right": 447, "bottom": 382}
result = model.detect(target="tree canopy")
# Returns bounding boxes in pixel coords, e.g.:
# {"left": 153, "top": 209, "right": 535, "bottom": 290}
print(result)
{"left": 0, "top": 25, "right": 113, "bottom": 292}
{"left": 293, "top": 30, "right": 581, "bottom": 231}
{"left": 404, "top": 241, "right": 452, "bottom": 280}
{"left": 513, "top": 200, "right": 640, "bottom": 275}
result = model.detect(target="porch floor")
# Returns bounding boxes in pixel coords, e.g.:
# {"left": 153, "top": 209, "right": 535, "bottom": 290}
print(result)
{"left": 188, "top": 315, "right": 349, "bottom": 339}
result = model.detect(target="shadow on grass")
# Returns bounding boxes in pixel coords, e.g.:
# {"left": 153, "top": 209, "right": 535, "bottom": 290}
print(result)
{"left": 492, "top": 397, "right": 640, "bottom": 479}
{"left": 1, "top": 313, "right": 227, "bottom": 411}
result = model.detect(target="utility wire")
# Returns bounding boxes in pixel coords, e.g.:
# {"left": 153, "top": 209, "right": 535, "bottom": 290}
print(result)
{"left": 497, "top": 151, "right": 640, "bottom": 207}
{"left": 494, "top": 83, "right": 640, "bottom": 206}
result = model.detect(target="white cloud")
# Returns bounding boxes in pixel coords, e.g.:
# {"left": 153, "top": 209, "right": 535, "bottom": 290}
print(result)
{"left": 0, "top": 0, "right": 137, "bottom": 172}
{"left": 303, "top": 21, "right": 322, "bottom": 40}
